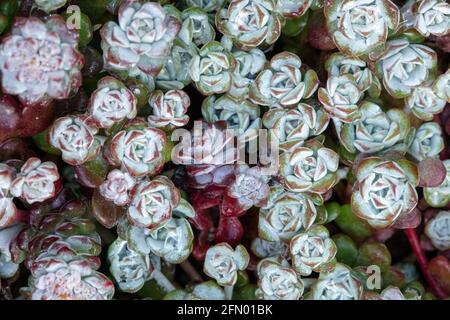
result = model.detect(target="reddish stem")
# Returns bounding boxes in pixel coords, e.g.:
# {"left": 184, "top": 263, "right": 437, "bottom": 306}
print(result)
{"left": 404, "top": 228, "right": 448, "bottom": 299}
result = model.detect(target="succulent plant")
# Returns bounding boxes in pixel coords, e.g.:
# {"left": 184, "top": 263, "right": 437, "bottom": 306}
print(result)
{"left": 324, "top": 0, "right": 400, "bottom": 58}
{"left": 202, "top": 94, "right": 261, "bottom": 141}
{"left": 99, "top": 169, "right": 136, "bottom": 206}
{"left": 251, "top": 237, "right": 289, "bottom": 259}
{"left": 0, "top": 163, "right": 18, "bottom": 228}
{"left": 0, "top": 223, "right": 22, "bottom": 279}
{"left": 49, "top": 116, "right": 101, "bottom": 167}
{"left": 290, "top": 225, "right": 337, "bottom": 276}
{"left": 147, "top": 89, "right": 190, "bottom": 129}
{"left": 215, "top": 0, "right": 284, "bottom": 50}
{"left": 405, "top": 84, "right": 446, "bottom": 121}
{"left": 182, "top": 0, "right": 225, "bottom": 16}
{"left": 258, "top": 185, "right": 320, "bottom": 242}
{"left": 250, "top": 52, "right": 318, "bottom": 107}
{"left": 189, "top": 41, "right": 236, "bottom": 96}
{"left": 351, "top": 157, "right": 419, "bottom": 228}
{"left": 100, "top": 0, "right": 181, "bottom": 87}
{"left": 402, "top": 0, "right": 450, "bottom": 37}
{"left": 318, "top": 75, "right": 363, "bottom": 123}
{"left": 10, "top": 157, "right": 60, "bottom": 204}
{"left": 374, "top": 39, "right": 437, "bottom": 99}
{"left": 255, "top": 257, "right": 304, "bottom": 300}
{"left": 336, "top": 101, "right": 413, "bottom": 156}
{"left": 424, "top": 160, "right": 450, "bottom": 207}
{"left": 263, "top": 103, "right": 330, "bottom": 152}
{"left": 424, "top": 211, "right": 450, "bottom": 251}
{"left": 34, "top": 0, "right": 67, "bottom": 12}
{"left": 179, "top": 7, "right": 216, "bottom": 46}
{"left": 275, "top": 0, "right": 314, "bottom": 18}
{"left": 408, "top": 122, "right": 445, "bottom": 162}
{"left": 434, "top": 68, "right": 450, "bottom": 102}
{"left": 311, "top": 263, "right": 363, "bottom": 300}
{"left": 0, "top": 15, "right": 83, "bottom": 106}
{"left": 279, "top": 138, "right": 339, "bottom": 194}
{"left": 87, "top": 76, "right": 137, "bottom": 129}
{"left": 164, "top": 281, "right": 226, "bottom": 300}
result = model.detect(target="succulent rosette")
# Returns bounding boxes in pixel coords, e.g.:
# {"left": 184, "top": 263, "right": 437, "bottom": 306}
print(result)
{"left": 407, "top": 0, "right": 450, "bottom": 37}
{"left": 49, "top": 115, "right": 101, "bottom": 166}
{"left": 182, "top": 0, "right": 225, "bottom": 16}
{"left": 127, "top": 176, "right": 180, "bottom": 230}
{"left": 424, "top": 160, "right": 450, "bottom": 207}
{"left": 202, "top": 94, "right": 261, "bottom": 141}
{"left": 155, "top": 38, "right": 198, "bottom": 90}
{"left": 87, "top": 77, "right": 137, "bottom": 129}
{"left": 107, "top": 238, "right": 153, "bottom": 293}
{"left": 179, "top": 7, "right": 216, "bottom": 46}
{"left": 290, "top": 225, "right": 337, "bottom": 276}
{"left": 318, "top": 75, "right": 363, "bottom": 123}
{"left": 251, "top": 237, "right": 289, "bottom": 259}
{"left": 28, "top": 255, "right": 114, "bottom": 300}
{"left": 34, "top": 0, "right": 68, "bottom": 12}
{"left": 374, "top": 39, "right": 437, "bottom": 99}
{"left": 10, "top": 157, "right": 60, "bottom": 204}
{"left": 0, "top": 164, "right": 18, "bottom": 228}
{"left": 405, "top": 85, "right": 446, "bottom": 121}
{"left": 255, "top": 257, "right": 304, "bottom": 300}
{"left": 188, "top": 41, "right": 236, "bottom": 95}
{"left": 434, "top": 68, "right": 450, "bottom": 102}
{"left": 324, "top": 0, "right": 400, "bottom": 57}
{"left": 424, "top": 211, "right": 450, "bottom": 251}
{"left": 311, "top": 263, "right": 363, "bottom": 300}
{"left": 279, "top": 139, "right": 340, "bottom": 194}
{"left": 249, "top": 52, "right": 319, "bottom": 107}
{"left": 336, "top": 101, "right": 413, "bottom": 156}
{"left": 147, "top": 90, "right": 190, "bottom": 129}
{"left": 215, "top": 0, "right": 284, "bottom": 50}
{"left": 228, "top": 48, "right": 266, "bottom": 100}
{"left": 109, "top": 124, "right": 167, "bottom": 177}
{"left": 263, "top": 103, "right": 330, "bottom": 151}
{"left": 203, "top": 243, "right": 249, "bottom": 286}
{"left": 275, "top": 0, "right": 314, "bottom": 18}
{"left": 0, "top": 224, "right": 22, "bottom": 279}
{"left": 258, "top": 185, "right": 321, "bottom": 242}
{"left": 100, "top": 0, "right": 181, "bottom": 87}
{"left": 408, "top": 122, "right": 444, "bottom": 162}
{"left": 0, "top": 15, "right": 83, "bottom": 106}
{"left": 324, "top": 52, "right": 381, "bottom": 97}
{"left": 351, "top": 157, "right": 419, "bottom": 228}
{"left": 99, "top": 170, "right": 136, "bottom": 206}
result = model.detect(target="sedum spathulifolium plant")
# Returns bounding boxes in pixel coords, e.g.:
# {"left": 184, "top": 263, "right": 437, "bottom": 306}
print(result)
{"left": 0, "top": 0, "right": 449, "bottom": 301}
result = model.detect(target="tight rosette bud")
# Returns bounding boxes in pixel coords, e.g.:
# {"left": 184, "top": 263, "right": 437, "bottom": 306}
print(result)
{"left": 108, "top": 238, "right": 153, "bottom": 293}
{"left": 216, "top": 0, "right": 284, "bottom": 50}
{"left": 255, "top": 257, "right": 304, "bottom": 300}
{"left": 336, "top": 101, "right": 413, "bottom": 156}
{"left": 189, "top": 41, "right": 236, "bottom": 96}
{"left": 0, "top": 164, "right": 18, "bottom": 229}
{"left": 155, "top": 38, "right": 197, "bottom": 91}
{"left": 290, "top": 225, "right": 337, "bottom": 276}
{"left": 228, "top": 49, "right": 266, "bottom": 100}
{"left": 375, "top": 39, "right": 437, "bottom": 99}
{"left": 279, "top": 139, "right": 339, "bottom": 194}
{"left": 250, "top": 52, "right": 319, "bottom": 107}
{"left": 325, "top": 52, "right": 382, "bottom": 97}
{"left": 0, "top": 16, "right": 83, "bottom": 106}
{"left": 99, "top": 170, "right": 136, "bottom": 206}
{"left": 324, "top": 0, "right": 400, "bottom": 57}
{"left": 263, "top": 103, "right": 330, "bottom": 151}
{"left": 87, "top": 77, "right": 137, "bottom": 129}
{"left": 179, "top": 8, "right": 216, "bottom": 46}
{"left": 351, "top": 157, "right": 419, "bottom": 228}
{"left": 35, "top": 0, "right": 67, "bottom": 12}
{"left": 10, "top": 158, "right": 60, "bottom": 204}
{"left": 29, "top": 256, "right": 114, "bottom": 300}
{"left": 424, "top": 211, "right": 450, "bottom": 251}
{"left": 100, "top": 0, "right": 181, "bottom": 87}
{"left": 127, "top": 176, "right": 180, "bottom": 230}
{"left": 251, "top": 237, "right": 289, "bottom": 259}
{"left": 318, "top": 75, "right": 363, "bottom": 123}
{"left": 424, "top": 160, "right": 450, "bottom": 207}
{"left": 408, "top": 122, "right": 444, "bottom": 162}
{"left": 405, "top": 85, "right": 446, "bottom": 121}
{"left": 109, "top": 125, "right": 167, "bottom": 177}
{"left": 409, "top": 0, "right": 450, "bottom": 37}
{"left": 202, "top": 94, "right": 261, "bottom": 141}
{"left": 311, "top": 263, "right": 363, "bottom": 300}
{"left": 49, "top": 116, "right": 101, "bottom": 166}
{"left": 203, "top": 243, "right": 249, "bottom": 286}
{"left": 148, "top": 90, "right": 190, "bottom": 129}
{"left": 259, "top": 185, "right": 321, "bottom": 242}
